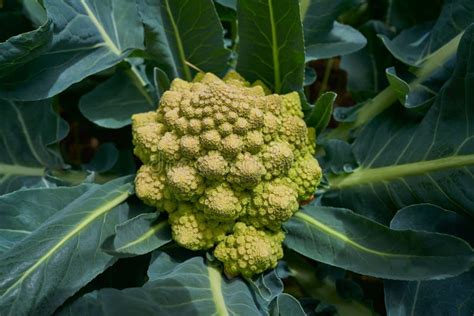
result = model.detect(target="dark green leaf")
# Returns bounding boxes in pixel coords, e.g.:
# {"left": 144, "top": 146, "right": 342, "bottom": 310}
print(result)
{"left": 85, "top": 143, "right": 119, "bottom": 172}
{"left": 318, "top": 139, "right": 358, "bottom": 175}
{"left": 137, "top": 0, "right": 230, "bottom": 81}
{"left": 380, "top": 0, "right": 474, "bottom": 66}
{"left": 62, "top": 253, "right": 261, "bottom": 315}
{"left": 385, "top": 63, "right": 455, "bottom": 112}
{"left": 385, "top": 270, "right": 474, "bottom": 316}
{"left": 302, "top": 0, "right": 366, "bottom": 61}
{"left": 246, "top": 269, "right": 284, "bottom": 314}
{"left": 19, "top": 0, "right": 48, "bottom": 26}
{"left": 0, "top": 18, "right": 52, "bottom": 78}
{"left": 385, "top": 204, "right": 474, "bottom": 316}
{"left": 236, "top": 0, "right": 305, "bottom": 93}
{"left": 0, "top": 0, "right": 144, "bottom": 100}
{"left": 391, "top": 204, "right": 474, "bottom": 243}
{"left": 79, "top": 68, "right": 156, "bottom": 129}
{"left": 385, "top": 67, "right": 409, "bottom": 104}
{"left": 285, "top": 251, "right": 374, "bottom": 315}
{"left": 305, "top": 92, "right": 336, "bottom": 135}
{"left": 270, "top": 293, "right": 305, "bottom": 316}
{"left": 0, "top": 176, "right": 134, "bottom": 315}
{"left": 340, "top": 21, "right": 394, "bottom": 101}
{"left": 0, "top": 99, "right": 68, "bottom": 194}
{"left": 304, "top": 66, "right": 317, "bottom": 86}
{"left": 0, "top": 184, "right": 92, "bottom": 254}
{"left": 386, "top": 0, "right": 442, "bottom": 30}
{"left": 324, "top": 26, "right": 474, "bottom": 223}
{"left": 215, "top": 0, "right": 236, "bottom": 10}
{"left": 284, "top": 204, "right": 474, "bottom": 280}
{"left": 102, "top": 212, "right": 171, "bottom": 257}
{"left": 153, "top": 66, "right": 171, "bottom": 99}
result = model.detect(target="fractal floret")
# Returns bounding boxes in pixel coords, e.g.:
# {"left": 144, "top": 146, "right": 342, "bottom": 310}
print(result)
{"left": 132, "top": 72, "right": 322, "bottom": 277}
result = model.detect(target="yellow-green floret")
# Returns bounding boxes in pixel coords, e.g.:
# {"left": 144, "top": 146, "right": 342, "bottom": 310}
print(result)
{"left": 214, "top": 223, "right": 284, "bottom": 278}
{"left": 132, "top": 72, "right": 323, "bottom": 277}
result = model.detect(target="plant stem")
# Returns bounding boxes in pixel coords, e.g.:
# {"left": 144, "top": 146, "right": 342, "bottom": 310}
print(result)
{"left": 328, "top": 154, "right": 474, "bottom": 189}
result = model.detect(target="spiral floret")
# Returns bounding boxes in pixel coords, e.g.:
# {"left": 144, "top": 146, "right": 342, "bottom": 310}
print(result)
{"left": 247, "top": 180, "right": 299, "bottom": 230}
{"left": 214, "top": 223, "right": 284, "bottom": 278}
{"left": 131, "top": 72, "right": 323, "bottom": 277}
{"left": 169, "top": 204, "right": 231, "bottom": 250}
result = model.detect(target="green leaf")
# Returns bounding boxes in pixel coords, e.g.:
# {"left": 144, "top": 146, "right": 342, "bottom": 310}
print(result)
{"left": 79, "top": 67, "right": 156, "bottom": 129}
{"left": 19, "top": 0, "right": 48, "bottom": 26}
{"left": 84, "top": 143, "right": 119, "bottom": 172}
{"left": 385, "top": 64, "right": 454, "bottom": 112}
{"left": 340, "top": 21, "right": 394, "bottom": 101}
{"left": 0, "top": 176, "right": 134, "bottom": 315}
{"left": 385, "top": 270, "right": 474, "bottom": 316}
{"left": 302, "top": 0, "right": 366, "bottom": 61}
{"left": 285, "top": 251, "right": 374, "bottom": 315}
{"left": 380, "top": 0, "right": 474, "bottom": 67}
{"left": 246, "top": 269, "right": 284, "bottom": 314}
{"left": 385, "top": 204, "right": 474, "bottom": 316}
{"left": 0, "top": 18, "right": 52, "bottom": 78}
{"left": 102, "top": 212, "right": 171, "bottom": 257}
{"left": 270, "top": 293, "right": 305, "bottom": 316}
{"left": 386, "top": 0, "right": 442, "bottom": 30}
{"left": 305, "top": 91, "right": 336, "bottom": 135}
{"left": 0, "top": 0, "right": 144, "bottom": 100}
{"left": 137, "top": 0, "right": 230, "bottom": 81}
{"left": 0, "top": 99, "right": 68, "bottom": 194}
{"left": 153, "top": 66, "right": 171, "bottom": 99}
{"left": 215, "top": 0, "right": 236, "bottom": 10}
{"left": 61, "top": 253, "right": 261, "bottom": 315}
{"left": 318, "top": 139, "right": 358, "bottom": 175}
{"left": 385, "top": 67, "right": 410, "bottom": 104}
{"left": 324, "top": 26, "right": 474, "bottom": 223}
{"left": 236, "top": 0, "right": 305, "bottom": 93}
{"left": 283, "top": 204, "right": 474, "bottom": 280}
{"left": 0, "top": 185, "right": 92, "bottom": 254}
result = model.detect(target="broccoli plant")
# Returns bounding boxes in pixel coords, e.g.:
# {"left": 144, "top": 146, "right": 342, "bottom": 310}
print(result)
{"left": 0, "top": 0, "right": 473, "bottom": 315}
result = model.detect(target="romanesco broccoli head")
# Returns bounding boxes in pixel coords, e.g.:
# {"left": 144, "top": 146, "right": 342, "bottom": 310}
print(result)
{"left": 132, "top": 71, "right": 322, "bottom": 277}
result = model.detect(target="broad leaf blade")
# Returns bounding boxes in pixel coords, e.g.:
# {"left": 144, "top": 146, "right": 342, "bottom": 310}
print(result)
{"left": 0, "top": 176, "right": 134, "bottom": 315}
{"left": 324, "top": 25, "right": 474, "bottom": 223}
{"left": 61, "top": 253, "right": 261, "bottom": 315}
{"left": 0, "top": 18, "right": 52, "bottom": 78}
{"left": 385, "top": 204, "right": 474, "bottom": 316}
{"left": 0, "top": 99, "right": 68, "bottom": 194}
{"left": 302, "top": 0, "right": 366, "bottom": 61}
{"left": 284, "top": 204, "right": 474, "bottom": 280}
{"left": 340, "top": 21, "right": 394, "bottom": 101}
{"left": 0, "top": 185, "right": 92, "bottom": 254}
{"left": 236, "top": 0, "right": 305, "bottom": 93}
{"left": 137, "top": 0, "right": 230, "bottom": 81}
{"left": 102, "top": 212, "right": 171, "bottom": 257}
{"left": 386, "top": 0, "right": 442, "bottom": 30}
{"left": 0, "top": 0, "right": 144, "bottom": 100}
{"left": 270, "top": 293, "right": 305, "bottom": 316}
{"left": 79, "top": 68, "right": 156, "bottom": 129}
{"left": 379, "top": 0, "right": 474, "bottom": 66}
